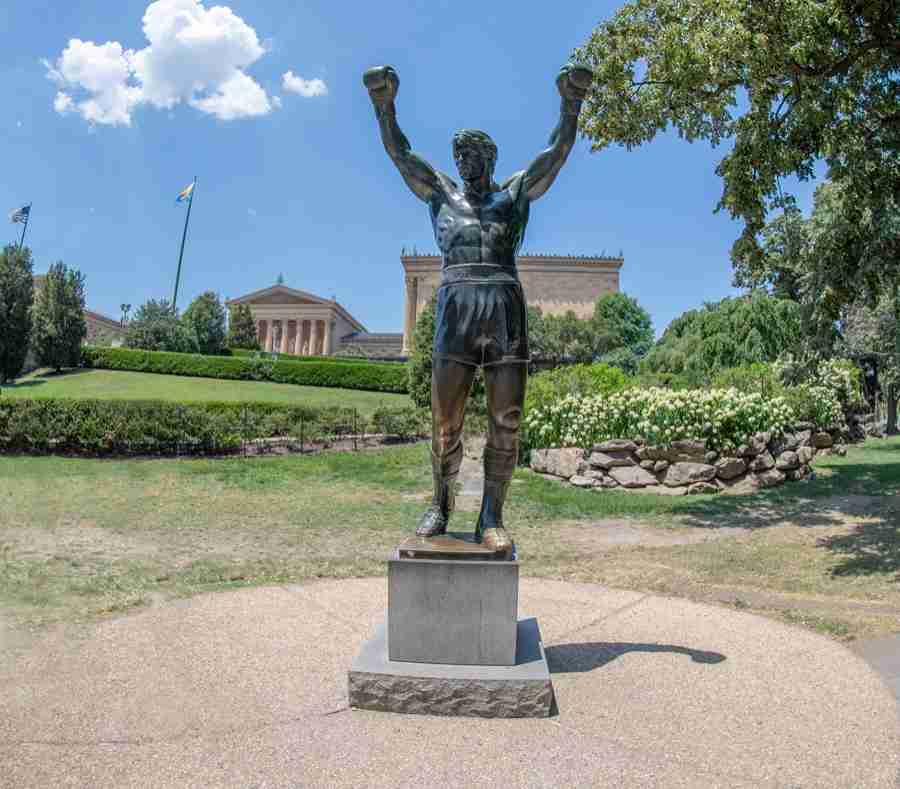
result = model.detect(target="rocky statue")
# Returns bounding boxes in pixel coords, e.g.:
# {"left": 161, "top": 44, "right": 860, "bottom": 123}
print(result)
{"left": 364, "top": 63, "right": 592, "bottom": 554}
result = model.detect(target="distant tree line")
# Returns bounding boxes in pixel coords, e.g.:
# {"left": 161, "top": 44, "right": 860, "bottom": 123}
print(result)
{"left": 123, "top": 294, "right": 259, "bottom": 356}
{"left": 0, "top": 245, "right": 87, "bottom": 383}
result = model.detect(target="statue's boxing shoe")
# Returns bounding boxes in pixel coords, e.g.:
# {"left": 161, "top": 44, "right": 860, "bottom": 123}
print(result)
{"left": 479, "top": 527, "right": 513, "bottom": 556}
{"left": 415, "top": 505, "right": 448, "bottom": 537}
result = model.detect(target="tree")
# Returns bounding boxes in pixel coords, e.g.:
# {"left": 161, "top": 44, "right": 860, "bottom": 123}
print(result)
{"left": 125, "top": 299, "right": 197, "bottom": 353}
{"left": 641, "top": 293, "right": 802, "bottom": 385}
{"left": 840, "top": 293, "right": 900, "bottom": 434}
{"left": 227, "top": 303, "right": 259, "bottom": 350}
{"left": 407, "top": 298, "right": 438, "bottom": 409}
{"left": 32, "top": 262, "right": 87, "bottom": 373}
{"left": 592, "top": 292, "right": 653, "bottom": 372}
{"left": 740, "top": 182, "right": 900, "bottom": 320}
{"left": 527, "top": 308, "right": 597, "bottom": 366}
{"left": 407, "top": 297, "right": 484, "bottom": 410}
{"left": 120, "top": 303, "right": 131, "bottom": 325}
{"left": 575, "top": 0, "right": 900, "bottom": 307}
{"left": 182, "top": 291, "right": 227, "bottom": 355}
{"left": 0, "top": 245, "right": 34, "bottom": 383}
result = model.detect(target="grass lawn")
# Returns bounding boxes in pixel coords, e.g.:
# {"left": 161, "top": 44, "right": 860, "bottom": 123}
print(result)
{"left": 2, "top": 368, "right": 408, "bottom": 416}
{"left": 1, "top": 437, "right": 898, "bottom": 640}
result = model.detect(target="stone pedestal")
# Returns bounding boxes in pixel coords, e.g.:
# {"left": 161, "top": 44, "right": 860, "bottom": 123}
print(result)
{"left": 348, "top": 533, "right": 553, "bottom": 718}
{"left": 389, "top": 555, "right": 518, "bottom": 666}
{"left": 349, "top": 618, "right": 553, "bottom": 718}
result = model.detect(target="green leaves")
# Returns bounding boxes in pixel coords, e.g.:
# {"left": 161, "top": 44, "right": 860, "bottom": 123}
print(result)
{"left": 0, "top": 245, "right": 34, "bottom": 383}
{"left": 575, "top": 0, "right": 900, "bottom": 304}
{"left": 32, "top": 261, "right": 87, "bottom": 373}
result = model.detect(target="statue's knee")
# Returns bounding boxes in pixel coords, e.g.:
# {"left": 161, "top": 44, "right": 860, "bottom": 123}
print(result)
{"left": 493, "top": 406, "right": 522, "bottom": 433}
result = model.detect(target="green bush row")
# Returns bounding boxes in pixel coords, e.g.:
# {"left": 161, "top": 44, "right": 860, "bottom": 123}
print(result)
{"left": 82, "top": 346, "right": 408, "bottom": 393}
{"left": 0, "top": 398, "right": 425, "bottom": 455}
{"left": 228, "top": 348, "right": 400, "bottom": 367}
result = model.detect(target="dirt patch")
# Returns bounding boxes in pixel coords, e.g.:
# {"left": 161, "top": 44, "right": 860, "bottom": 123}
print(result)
{"left": 553, "top": 519, "right": 748, "bottom": 549}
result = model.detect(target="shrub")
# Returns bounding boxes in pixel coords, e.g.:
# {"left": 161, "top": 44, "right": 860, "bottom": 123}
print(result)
{"left": 371, "top": 405, "right": 428, "bottom": 439}
{"left": 781, "top": 384, "right": 843, "bottom": 429}
{"left": 526, "top": 363, "right": 629, "bottom": 416}
{"left": 712, "top": 363, "right": 783, "bottom": 398}
{"left": 524, "top": 387, "right": 795, "bottom": 453}
{"left": 82, "top": 346, "right": 408, "bottom": 393}
{"left": 815, "top": 359, "right": 864, "bottom": 411}
{"left": 0, "top": 397, "right": 417, "bottom": 455}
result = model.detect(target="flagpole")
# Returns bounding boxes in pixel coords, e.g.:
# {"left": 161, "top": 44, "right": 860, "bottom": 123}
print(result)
{"left": 18, "top": 204, "right": 31, "bottom": 250}
{"left": 172, "top": 178, "right": 197, "bottom": 313}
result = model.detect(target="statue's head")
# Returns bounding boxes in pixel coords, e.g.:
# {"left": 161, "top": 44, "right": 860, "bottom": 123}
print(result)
{"left": 452, "top": 129, "right": 497, "bottom": 183}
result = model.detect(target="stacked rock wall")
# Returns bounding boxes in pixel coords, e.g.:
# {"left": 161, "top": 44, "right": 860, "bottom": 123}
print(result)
{"left": 530, "top": 427, "right": 847, "bottom": 496}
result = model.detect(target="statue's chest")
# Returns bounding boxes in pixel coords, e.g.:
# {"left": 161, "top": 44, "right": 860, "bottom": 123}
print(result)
{"left": 432, "top": 191, "right": 518, "bottom": 250}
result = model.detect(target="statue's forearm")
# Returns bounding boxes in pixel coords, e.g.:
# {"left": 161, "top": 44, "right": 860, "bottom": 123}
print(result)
{"left": 524, "top": 97, "right": 583, "bottom": 200}
{"left": 546, "top": 98, "right": 582, "bottom": 161}
{"left": 374, "top": 101, "right": 412, "bottom": 161}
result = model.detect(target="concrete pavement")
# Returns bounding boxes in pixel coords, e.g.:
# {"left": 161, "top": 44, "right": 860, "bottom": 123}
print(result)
{"left": 1, "top": 578, "right": 897, "bottom": 788}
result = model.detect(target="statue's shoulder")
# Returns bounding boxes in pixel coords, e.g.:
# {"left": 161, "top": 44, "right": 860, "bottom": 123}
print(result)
{"left": 435, "top": 170, "right": 459, "bottom": 195}
{"left": 500, "top": 170, "right": 527, "bottom": 203}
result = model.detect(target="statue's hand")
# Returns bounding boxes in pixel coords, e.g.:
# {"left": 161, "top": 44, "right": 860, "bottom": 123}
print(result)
{"left": 363, "top": 65, "right": 399, "bottom": 105}
{"left": 556, "top": 64, "right": 593, "bottom": 102}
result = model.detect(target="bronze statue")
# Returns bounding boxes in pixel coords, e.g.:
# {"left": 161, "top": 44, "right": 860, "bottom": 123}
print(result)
{"left": 364, "top": 63, "right": 592, "bottom": 554}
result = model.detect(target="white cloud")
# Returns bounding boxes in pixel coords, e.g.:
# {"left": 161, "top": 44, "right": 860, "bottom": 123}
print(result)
{"left": 45, "top": 0, "right": 275, "bottom": 126}
{"left": 282, "top": 70, "right": 327, "bottom": 98}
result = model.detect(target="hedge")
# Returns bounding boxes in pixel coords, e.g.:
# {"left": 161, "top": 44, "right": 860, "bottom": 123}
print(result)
{"left": 0, "top": 398, "right": 424, "bottom": 455}
{"left": 82, "top": 346, "right": 408, "bottom": 393}
{"left": 229, "top": 348, "right": 399, "bottom": 367}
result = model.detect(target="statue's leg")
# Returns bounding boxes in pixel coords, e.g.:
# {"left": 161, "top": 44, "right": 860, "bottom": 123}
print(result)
{"left": 475, "top": 362, "right": 526, "bottom": 553}
{"left": 416, "top": 356, "right": 476, "bottom": 537}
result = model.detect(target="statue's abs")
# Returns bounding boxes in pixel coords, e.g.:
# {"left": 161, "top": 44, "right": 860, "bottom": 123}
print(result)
{"left": 431, "top": 184, "right": 528, "bottom": 270}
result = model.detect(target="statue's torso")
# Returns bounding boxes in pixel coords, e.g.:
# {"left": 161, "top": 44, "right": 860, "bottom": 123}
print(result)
{"left": 430, "top": 174, "right": 529, "bottom": 270}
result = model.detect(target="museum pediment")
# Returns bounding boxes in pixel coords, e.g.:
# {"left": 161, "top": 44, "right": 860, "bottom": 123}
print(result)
{"left": 229, "top": 284, "right": 328, "bottom": 307}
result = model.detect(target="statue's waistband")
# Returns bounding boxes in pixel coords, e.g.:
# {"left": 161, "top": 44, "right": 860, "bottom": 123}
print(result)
{"left": 440, "top": 263, "right": 520, "bottom": 285}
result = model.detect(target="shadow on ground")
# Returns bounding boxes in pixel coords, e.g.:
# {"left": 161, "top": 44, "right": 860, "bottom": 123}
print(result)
{"left": 818, "top": 522, "right": 900, "bottom": 580}
{"left": 546, "top": 642, "right": 726, "bottom": 674}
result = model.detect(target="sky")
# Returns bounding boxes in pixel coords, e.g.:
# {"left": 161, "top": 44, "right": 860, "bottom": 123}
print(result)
{"left": 0, "top": 0, "right": 825, "bottom": 335}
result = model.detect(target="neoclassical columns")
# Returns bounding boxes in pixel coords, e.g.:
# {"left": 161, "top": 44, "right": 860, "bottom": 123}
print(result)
{"left": 252, "top": 313, "right": 335, "bottom": 357}
{"left": 402, "top": 276, "right": 418, "bottom": 354}
{"left": 310, "top": 320, "right": 320, "bottom": 357}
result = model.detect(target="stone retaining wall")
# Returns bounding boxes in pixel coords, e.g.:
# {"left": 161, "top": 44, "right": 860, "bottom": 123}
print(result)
{"left": 530, "top": 427, "right": 847, "bottom": 496}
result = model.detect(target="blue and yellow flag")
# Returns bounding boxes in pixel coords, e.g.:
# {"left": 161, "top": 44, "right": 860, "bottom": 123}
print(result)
{"left": 176, "top": 181, "right": 195, "bottom": 203}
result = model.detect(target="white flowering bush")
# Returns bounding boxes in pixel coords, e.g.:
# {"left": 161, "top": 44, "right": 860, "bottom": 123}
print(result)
{"left": 781, "top": 384, "right": 843, "bottom": 430}
{"left": 815, "top": 359, "right": 864, "bottom": 410}
{"left": 524, "top": 387, "right": 795, "bottom": 453}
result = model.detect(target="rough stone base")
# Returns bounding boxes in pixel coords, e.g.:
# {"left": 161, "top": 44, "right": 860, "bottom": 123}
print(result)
{"left": 348, "top": 618, "right": 553, "bottom": 718}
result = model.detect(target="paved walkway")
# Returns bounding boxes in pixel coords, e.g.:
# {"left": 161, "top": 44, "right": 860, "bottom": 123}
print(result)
{"left": 1, "top": 578, "right": 897, "bottom": 788}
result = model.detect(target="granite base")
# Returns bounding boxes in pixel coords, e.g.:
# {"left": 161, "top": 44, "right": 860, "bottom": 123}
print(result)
{"left": 348, "top": 617, "right": 553, "bottom": 718}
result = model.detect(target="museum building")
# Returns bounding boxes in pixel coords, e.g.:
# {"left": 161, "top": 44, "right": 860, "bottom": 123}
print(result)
{"left": 228, "top": 252, "right": 623, "bottom": 359}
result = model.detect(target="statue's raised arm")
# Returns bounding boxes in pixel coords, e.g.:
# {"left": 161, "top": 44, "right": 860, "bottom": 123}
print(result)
{"left": 363, "top": 66, "right": 442, "bottom": 203}
{"left": 519, "top": 64, "right": 593, "bottom": 202}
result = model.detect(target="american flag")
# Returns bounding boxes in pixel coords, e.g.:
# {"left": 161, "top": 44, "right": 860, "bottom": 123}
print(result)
{"left": 9, "top": 205, "right": 30, "bottom": 224}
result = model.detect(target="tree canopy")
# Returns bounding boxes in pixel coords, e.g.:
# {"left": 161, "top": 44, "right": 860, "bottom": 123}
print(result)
{"left": 31, "top": 261, "right": 87, "bottom": 373}
{"left": 528, "top": 292, "right": 653, "bottom": 371}
{"left": 575, "top": 0, "right": 900, "bottom": 305}
{"left": 183, "top": 291, "right": 227, "bottom": 355}
{"left": 0, "top": 245, "right": 34, "bottom": 383}
{"left": 227, "top": 303, "right": 259, "bottom": 350}
{"left": 124, "top": 299, "right": 197, "bottom": 354}
{"left": 640, "top": 292, "right": 802, "bottom": 384}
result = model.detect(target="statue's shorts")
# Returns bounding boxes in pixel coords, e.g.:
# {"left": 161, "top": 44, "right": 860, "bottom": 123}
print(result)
{"left": 432, "top": 264, "right": 530, "bottom": 368}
